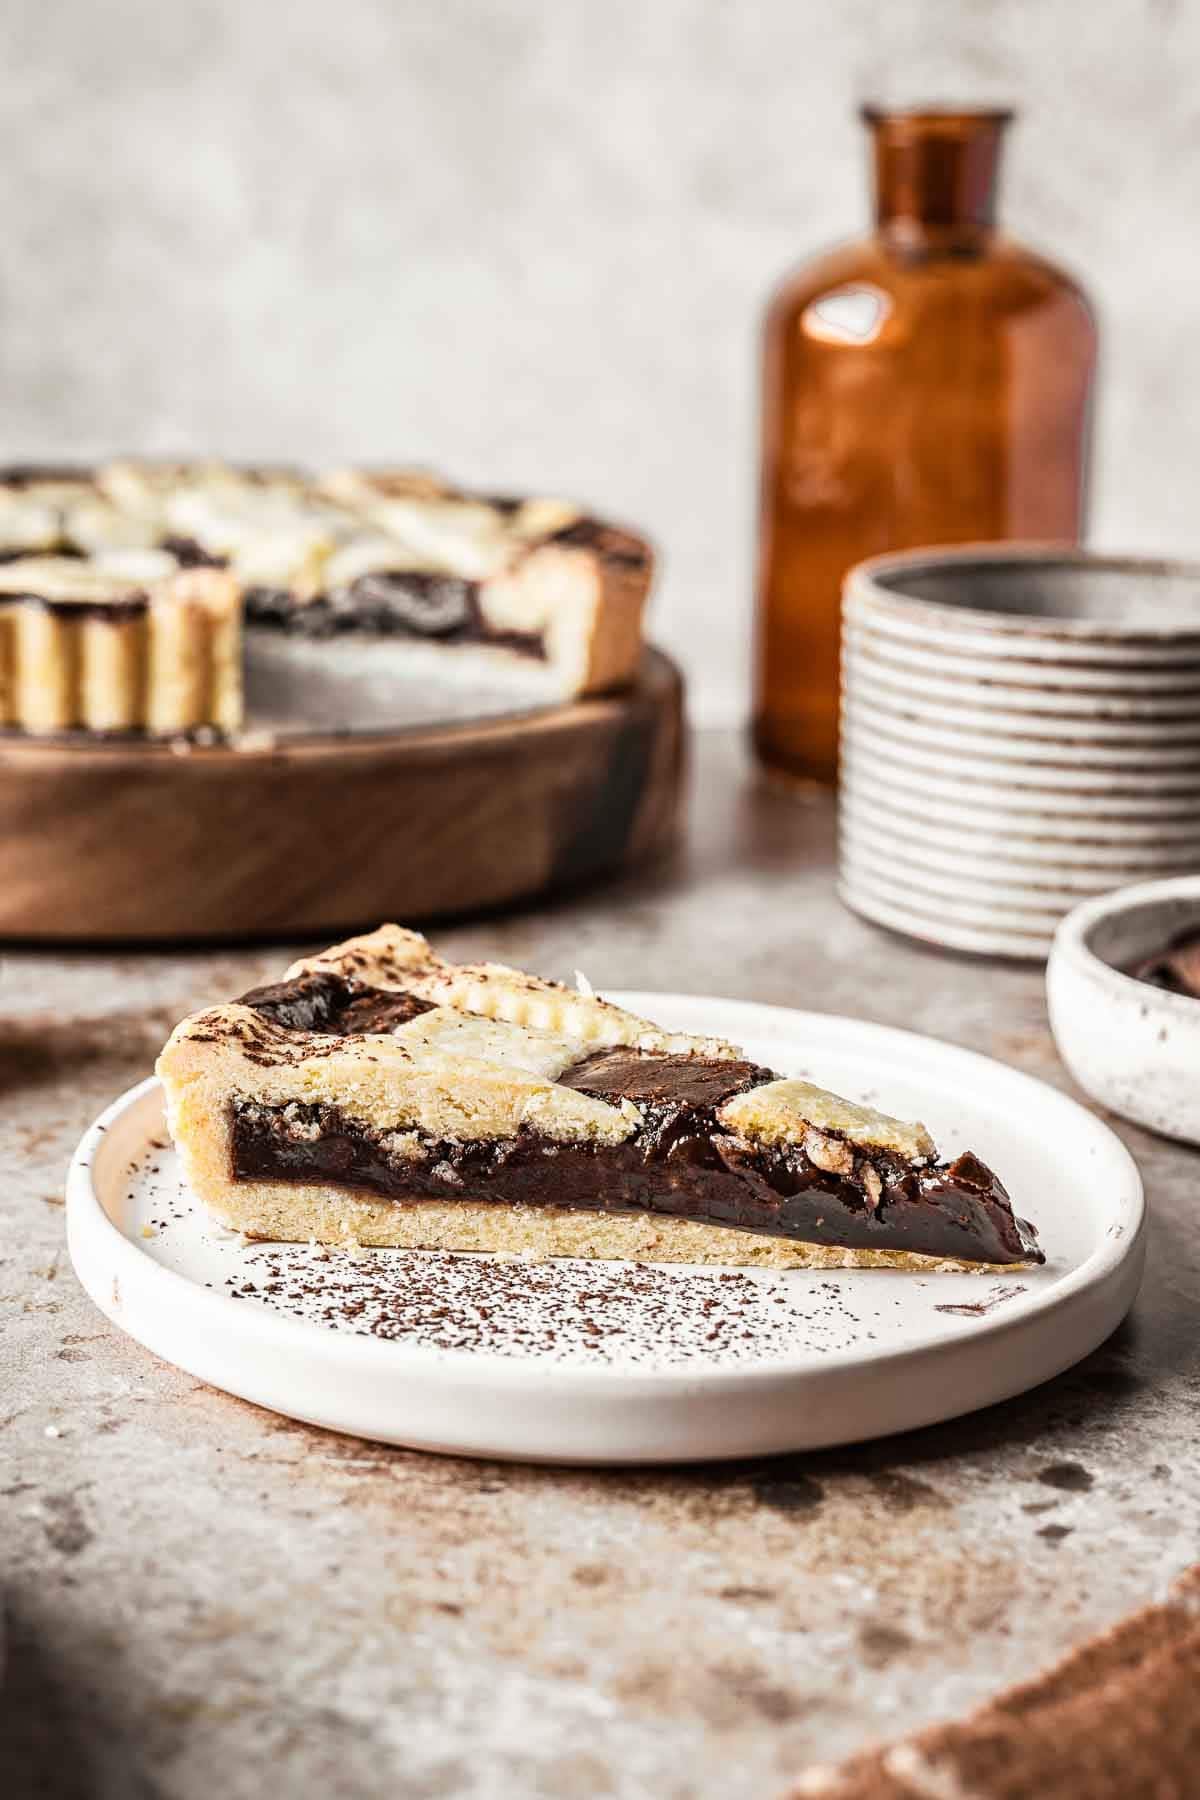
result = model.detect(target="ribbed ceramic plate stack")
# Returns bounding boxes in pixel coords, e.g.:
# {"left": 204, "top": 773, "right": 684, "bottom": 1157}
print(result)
{"left": 838, "top": 548, "right": 1200, "bottom": 958}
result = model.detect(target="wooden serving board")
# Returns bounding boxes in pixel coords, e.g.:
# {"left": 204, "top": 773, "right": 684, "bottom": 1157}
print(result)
{"left": 0, "top": 649, "right": 685, "bottom": 943}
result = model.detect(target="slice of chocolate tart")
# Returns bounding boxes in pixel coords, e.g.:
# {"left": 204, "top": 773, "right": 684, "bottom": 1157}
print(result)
{"left": 156, "top": 926, "right": 1043, "bottom": 1270}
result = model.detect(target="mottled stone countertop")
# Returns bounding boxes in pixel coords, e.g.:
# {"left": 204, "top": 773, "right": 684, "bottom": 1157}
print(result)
{"left": 2, "top": 732, "right": 1197, "bottom": 1800}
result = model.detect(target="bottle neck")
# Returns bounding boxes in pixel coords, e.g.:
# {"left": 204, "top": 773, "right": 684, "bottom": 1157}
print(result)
{"left": 863, "top": 108, "right": 1011, "bottom": 256}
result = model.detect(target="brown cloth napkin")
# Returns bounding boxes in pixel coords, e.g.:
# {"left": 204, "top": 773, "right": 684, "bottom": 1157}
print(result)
{"left": 788, "top": 1565, "right": 1200, "bottom": 1800}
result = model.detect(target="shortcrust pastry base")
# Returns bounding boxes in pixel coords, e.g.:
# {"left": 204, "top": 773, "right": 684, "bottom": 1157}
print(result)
{"left": 0, "top": 568, "right": 242, "bottom": 735}
{"left": 208, "top": 1182, "right": 1026, "bottom": 1272}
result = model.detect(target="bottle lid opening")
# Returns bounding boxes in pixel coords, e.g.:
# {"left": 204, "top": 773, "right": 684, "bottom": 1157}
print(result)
{"left": 863, "top": 106, "right": 1012, "bottom": 238}
{"left": 859, "top": 105, "right": 1015, "bottom": 132}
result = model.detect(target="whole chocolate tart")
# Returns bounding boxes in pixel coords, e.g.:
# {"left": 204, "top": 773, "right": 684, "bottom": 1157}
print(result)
{"left": 156, "top": 927, "right": 1042, "bottom": 1270}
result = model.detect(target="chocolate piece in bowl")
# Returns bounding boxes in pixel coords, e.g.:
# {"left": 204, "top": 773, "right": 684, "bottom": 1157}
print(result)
{"left": 157, "top": 925, "right": 1042, "bottom": 1270}
{"left": 1130, "top": 925, "right": 1200, "bottom": 998}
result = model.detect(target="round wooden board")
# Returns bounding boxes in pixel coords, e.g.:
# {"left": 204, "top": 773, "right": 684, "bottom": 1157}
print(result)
{"left": 0, "top": 649, "right": 685, "bottom": 943}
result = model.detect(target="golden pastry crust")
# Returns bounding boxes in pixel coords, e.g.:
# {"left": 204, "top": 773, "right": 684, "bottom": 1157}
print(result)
{"left": 159, "top": 1004, "right": 636, "bottom": 1152}
{"left": 720, "top": 1079, "right": 935, "bottom": 1162}
{"left": 285, "top": 925, "right": 738, "bottom": 1057}
{"left": 209, "top": 1186, "right": 1027, "bottom": 1272}
{"left": 0, "top": 556, "right": 242, "bottom": 736}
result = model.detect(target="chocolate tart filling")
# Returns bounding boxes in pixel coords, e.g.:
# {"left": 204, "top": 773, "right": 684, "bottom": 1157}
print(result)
{"left": 227, "top": 1043, "right": 1041, "bottom": 1265}
{"left": 244, "top": 570, "right": 546, "bottom": 659}
{"left": 0, "top": 589, "right": 151, "bottom": 623}
{"left": 240, "top": 971, "right": 435, "bottom": 1037}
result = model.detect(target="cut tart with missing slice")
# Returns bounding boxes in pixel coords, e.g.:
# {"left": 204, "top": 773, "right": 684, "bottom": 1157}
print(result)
{"left": 0, "top": 461, "right": 654, "bottom": 728}
{"left": 158, "top": 928, "right": 1043, "bottom": 1271}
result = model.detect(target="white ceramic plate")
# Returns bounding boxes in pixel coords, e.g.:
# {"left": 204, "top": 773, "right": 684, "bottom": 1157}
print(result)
{"left": 840, "top": 775, "right": 1200, "bottom": 848}
{"left": 845, "top": 626, "right": 1200, "bottom": 691}
{"left": 840, "top": 746, "right": 1200, "bottom": 819}
{"left": 841, "top": 723, "right": 1200, "bottom": 793}
{"left": 842, "top": 698, "right": 1200, "bottom": 766}
{"left": 837, "top": 854, "right": 1069, "bottom": 930}
{"left": 838, "top": 881, "right": 1060, "bottom": 958}
{"left": 843, "top": 655, "right": 1200, "bottom": 732}
{"left": 838, "top": 815, "right": 1200, "bottom": 892}
{"left": 845, "top": 591, "right": 1200, "bottom": 665}
{"left": 843, "top": 632, "right": 1200, "bottom": 702}
{"left": 66, "top": 994, "right": 1145, "bottom": 1465}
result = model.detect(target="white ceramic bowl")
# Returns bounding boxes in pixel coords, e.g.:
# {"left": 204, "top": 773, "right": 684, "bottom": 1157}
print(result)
{"left": 1047, "top": 875, "right": 1200, "bottom": 1143}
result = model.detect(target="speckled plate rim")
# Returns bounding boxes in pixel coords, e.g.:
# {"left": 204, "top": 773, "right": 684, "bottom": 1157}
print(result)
{"left": 66, "top": 995, "right": 1145, "bottom": 1463}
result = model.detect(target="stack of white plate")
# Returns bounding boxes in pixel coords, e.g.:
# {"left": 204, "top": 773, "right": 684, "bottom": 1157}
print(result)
{"left": 838, "top": 548, "right": 1200, "bottom": 959}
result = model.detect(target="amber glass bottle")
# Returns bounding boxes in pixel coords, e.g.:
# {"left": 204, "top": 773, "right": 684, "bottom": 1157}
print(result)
{"left": 753, "top": 108, "right": 1097, "bottom": 785}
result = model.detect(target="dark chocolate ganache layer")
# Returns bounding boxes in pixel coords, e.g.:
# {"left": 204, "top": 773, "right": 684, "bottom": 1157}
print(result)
{"left": 243, "top": 569, "right": 545, "bottom": 658}
{"left": 229, "top": 1044, "right": 1042, "bottom": 1266}
{"left": 239, "top": 971, "right": 435, "bottom": 1036}
{"left": 0, "top": 589, "right": 151, "bottom": 623}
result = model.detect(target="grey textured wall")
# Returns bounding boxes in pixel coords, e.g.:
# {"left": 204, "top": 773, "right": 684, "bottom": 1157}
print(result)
{"left": 2, "top": 0, "right": 1195, "bottom": 722}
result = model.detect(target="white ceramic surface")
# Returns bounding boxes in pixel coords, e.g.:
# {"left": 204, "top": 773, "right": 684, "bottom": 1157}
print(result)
{"left": 842, "top": 700, "right": 1200, "bottom": 768}
{"left": 66, "top": 993, "right": 1145, "bottom": 1465}
{"left": 840, "top": 747, "right": 1200, "bottom": 819}
{"left": 845, "top": 604, "right": 1200, "bottom": 669}
{"left": 841, "top": 723, "right": 1200, "bottom": 794}
{"left": 846, "top": 549, "right": 1200, "bottom": 650}
{"left": 1048, "top": 877, "right": 1200, "bottom": 1145}
{"left": 845, "top": 604, "right": 1200, "bottom": 668}
{"left": 838, "top": 819, "right": 1195, "bottom": 897}
{"left": 837, "top": 880, "right": 1059, "bottom": 959}
{"left": 843, "top": 654, "right": 1200, "bottom": 731}
{"left": 843, "top": 790, "right": 1200, "bottom": 866}
{"left": 838, "top": 857, "right": 1068, "bottom": 933}
{"left": 840, "top": 774, "right": 1200, "bottom": 845}
{"left": 843, "top": 629, "right": 1200, "bottom": 699}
